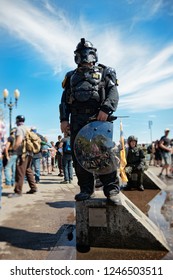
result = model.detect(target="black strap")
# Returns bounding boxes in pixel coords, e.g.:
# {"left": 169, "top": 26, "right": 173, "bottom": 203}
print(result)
{"left": 71, "top": 108, "right": 97, "bottom": 114}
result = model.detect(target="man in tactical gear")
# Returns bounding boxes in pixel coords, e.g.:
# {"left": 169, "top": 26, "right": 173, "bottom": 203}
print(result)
{"left": 124, "top": 135, "right": 146, "bottom": 191}
{"left": 59, "top": 38, "right": 120, "bottom": 204}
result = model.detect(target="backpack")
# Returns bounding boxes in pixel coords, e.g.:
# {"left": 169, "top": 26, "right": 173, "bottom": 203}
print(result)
{"left": 23, "top": 130, "right": 42, "bottom": 155}
{"left": 63, "top": 138, "right": 71, "bottom": 154}
{"left": 147, "top": 144, "right": 152, "bottom": 154}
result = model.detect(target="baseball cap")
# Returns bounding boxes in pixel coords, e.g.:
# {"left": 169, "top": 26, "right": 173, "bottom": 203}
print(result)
{"left": 165, "top": 128, "right": 170, "bottom": 131}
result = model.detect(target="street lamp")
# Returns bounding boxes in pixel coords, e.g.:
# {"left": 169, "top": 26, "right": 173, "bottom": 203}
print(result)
{"left": 2, "top": 89, "right": 20, "bottom": 133}
{"left": 148, "top": 120, "right": 153, "bottom": 143}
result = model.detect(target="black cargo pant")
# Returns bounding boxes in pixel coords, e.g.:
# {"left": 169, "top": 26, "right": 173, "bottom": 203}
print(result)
{"left": 14, "top": 155, "right": 37, "bottom": 194}
{"left": 74, "top": 158, "right": 119, "bottom": 196}
{"left": 126, "top": 168, "right": 144, "bottom": 188}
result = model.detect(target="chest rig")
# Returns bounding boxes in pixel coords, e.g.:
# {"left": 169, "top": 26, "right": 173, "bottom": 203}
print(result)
{"left": 127, "top": 147, "right": 141, "bottom": 163}
{"left": 69, "top": 65, "right": 103, "bottom": 103}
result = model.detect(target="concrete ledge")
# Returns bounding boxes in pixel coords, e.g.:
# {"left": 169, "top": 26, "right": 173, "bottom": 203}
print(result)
{"left": 76, "top": 191, "right": 169, "bottom": 251}
{"left": 144, "top": 170, "right": 167, "bottom": 189}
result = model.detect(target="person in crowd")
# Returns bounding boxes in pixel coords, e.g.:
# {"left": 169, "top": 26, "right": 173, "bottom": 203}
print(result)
{"left": 3, "top": 127, "right": 17, "bottom": 188}
{"left": 30, "top": 127, "right": 44, "bottom": 184}
{"left": 124, "top": 135, "right": 146, "bottom": 191}
{"left": 60, "top": 129, "right": 73, "bottom": 184}
{"left": 0, "top": 120, "right": 6, "bottom": 208}
{"left": 141, "top": 143, "right": 147, "bottom": 157}
{"left": 170, "top": 139, "right": 173, "bottom": 175}
{"left": 55, "top": 135, "right": 63, "bottom": 177}
{"left": 59, "top": 38, "right": 120, "bottom": 204}
{"left": 41, "top": 137, "right": 53, "bottom": 175}
{"left": 8, "top": 115, "right": 37, "bottom": 197}
{"left": 148, "top": 141, "right": 155, "bottom": 166}
{"left": 50, "top": 141, "right": 57, "bottom": 172}
{"left": 154, "top": 139, "right": 162, "bottom": 167}
{"left": 158, "top": 128, "right": 172, "bottom": 178}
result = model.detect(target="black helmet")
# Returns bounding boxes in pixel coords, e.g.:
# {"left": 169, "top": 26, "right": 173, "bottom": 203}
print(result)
{"left": 127, "top": 135, "right": 138, "bottom": 145}
{"left": 74, "top": 38, "right": 98, "bottom": 65}
{"left": 16, "top": 115, "right": 25, "bottom": 123}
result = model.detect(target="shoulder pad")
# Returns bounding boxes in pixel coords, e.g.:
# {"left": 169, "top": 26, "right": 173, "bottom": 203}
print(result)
{"left": 105, "top": 67, "right": 117, "bottom": 84}
{"left": 62, "top": 70, "right": 75, "bottom": 88}
{"left": 99, "top": 64, "right": 118, "bottom": 85}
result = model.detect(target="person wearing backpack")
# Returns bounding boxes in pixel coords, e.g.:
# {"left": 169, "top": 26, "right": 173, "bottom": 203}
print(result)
{"left": 8, "top": 115, "right": 37, "bottom": 198}
{"left": 60, "top": 130, "right": 73, "bottom": 184}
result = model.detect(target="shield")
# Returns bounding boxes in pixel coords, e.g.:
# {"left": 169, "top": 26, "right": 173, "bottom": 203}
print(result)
{"left": 74, "top": 121, "right": 117, "bottom": 175}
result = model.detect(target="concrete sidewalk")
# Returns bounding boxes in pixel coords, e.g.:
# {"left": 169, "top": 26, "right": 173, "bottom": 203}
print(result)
{"left": 0, "top": 166, "right": 172, "bottom": 260}
{"left": 0, "top": 170, "right": 79, "bottom": 259}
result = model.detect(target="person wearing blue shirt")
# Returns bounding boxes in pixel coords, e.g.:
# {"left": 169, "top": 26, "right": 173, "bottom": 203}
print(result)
{"left": 41, "top": 137, "right": 53, "bottom": 175}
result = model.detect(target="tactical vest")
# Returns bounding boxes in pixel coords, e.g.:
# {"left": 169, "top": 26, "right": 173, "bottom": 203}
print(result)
{"left": 69, "top": 65, "right": 103, "bottom": 103}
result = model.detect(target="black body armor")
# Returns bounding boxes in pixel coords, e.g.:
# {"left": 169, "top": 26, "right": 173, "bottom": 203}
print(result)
{"left": 70, "top": 66, "right": 102, "bottom": 103}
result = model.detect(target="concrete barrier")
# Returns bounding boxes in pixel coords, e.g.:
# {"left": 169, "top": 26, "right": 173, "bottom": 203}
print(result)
{"left": 76, "top": 191, "right": 169, "bottom": 252}
{"left": 144, "top": 170, "right": 167, "bottom": 189}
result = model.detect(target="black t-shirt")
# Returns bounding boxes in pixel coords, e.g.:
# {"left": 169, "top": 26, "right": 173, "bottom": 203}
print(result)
{"left": 159, "top": 135, "right": 170, "bottom": 152}
{"left": 55, "top": 141, "right": 62, "bottom": 155}
{"left": 7, "top": 136, "right": 17, "bottom": 156}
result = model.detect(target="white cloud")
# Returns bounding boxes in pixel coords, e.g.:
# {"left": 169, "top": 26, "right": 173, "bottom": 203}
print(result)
{"left": 118, "top": 44, "right": 173, "bottom": 112}
{"left": 0, "top": 0, "right": 173, "bottom": 114}
{"left": 121, "top": 86, "right": 173, "bottom": 114}
{"left": 129, "top": 0, "right": 164, "bottom": 29}
{"left": 148, "top": 114, "right": 156, "bottom": 118}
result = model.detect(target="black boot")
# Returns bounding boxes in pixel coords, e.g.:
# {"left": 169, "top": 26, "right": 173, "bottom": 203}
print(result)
{"left": 138, "top": 185, "right": 144, "bottom": 191}
{"left": 75, "top": 192, "right": 94, "bottom": 201}
{"left": 107, "top": 189, "right": 120, "bottom": 205}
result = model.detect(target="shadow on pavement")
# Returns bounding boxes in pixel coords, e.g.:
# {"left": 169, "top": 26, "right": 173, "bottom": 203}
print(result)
{"left": 46, "top": 201, "right": 75, "bottom": 209}
{"left": 0, "top": 224, "right": 74, "bottom": 252}
{"left": 40, "top": 181, "right": 61, "bottom": 184}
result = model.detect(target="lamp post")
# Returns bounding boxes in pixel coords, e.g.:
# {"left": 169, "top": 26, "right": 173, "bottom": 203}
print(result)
{"left": 2, "top": 89, "right": 20, "bottom": 134}
{"left": 148, "top": 120, "right": 153, "bottom": 143}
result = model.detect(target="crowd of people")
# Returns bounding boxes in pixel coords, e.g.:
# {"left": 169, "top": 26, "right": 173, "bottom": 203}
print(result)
{"left": 0, "top": 114, "right": 173, "bottom": 208}
{"left": 141, "top": 128, "right": 173, "bottom": 178}
{"left": 0, "top": 115, "right": 73, "bottom": 206}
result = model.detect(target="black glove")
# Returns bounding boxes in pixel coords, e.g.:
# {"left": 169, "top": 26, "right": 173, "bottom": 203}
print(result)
{"left": 137, "top": 164, "right": 144, "bottom": 171}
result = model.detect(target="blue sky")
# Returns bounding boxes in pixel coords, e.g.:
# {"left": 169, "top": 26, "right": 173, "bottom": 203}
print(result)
{"left": 0, "top": 0, "right": 173, "bottom": 144}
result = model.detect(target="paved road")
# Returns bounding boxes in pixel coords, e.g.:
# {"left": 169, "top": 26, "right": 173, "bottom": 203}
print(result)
{"left": 0, "top": 166, "right": 172, "bottom": 260}
{"left": 0, "top": 170, "right": 79, "bottom": 260}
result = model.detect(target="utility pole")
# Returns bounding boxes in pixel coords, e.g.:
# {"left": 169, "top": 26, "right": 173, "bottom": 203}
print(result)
{"left": 148, "top": 120, "right": 153, "bottom": 143}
